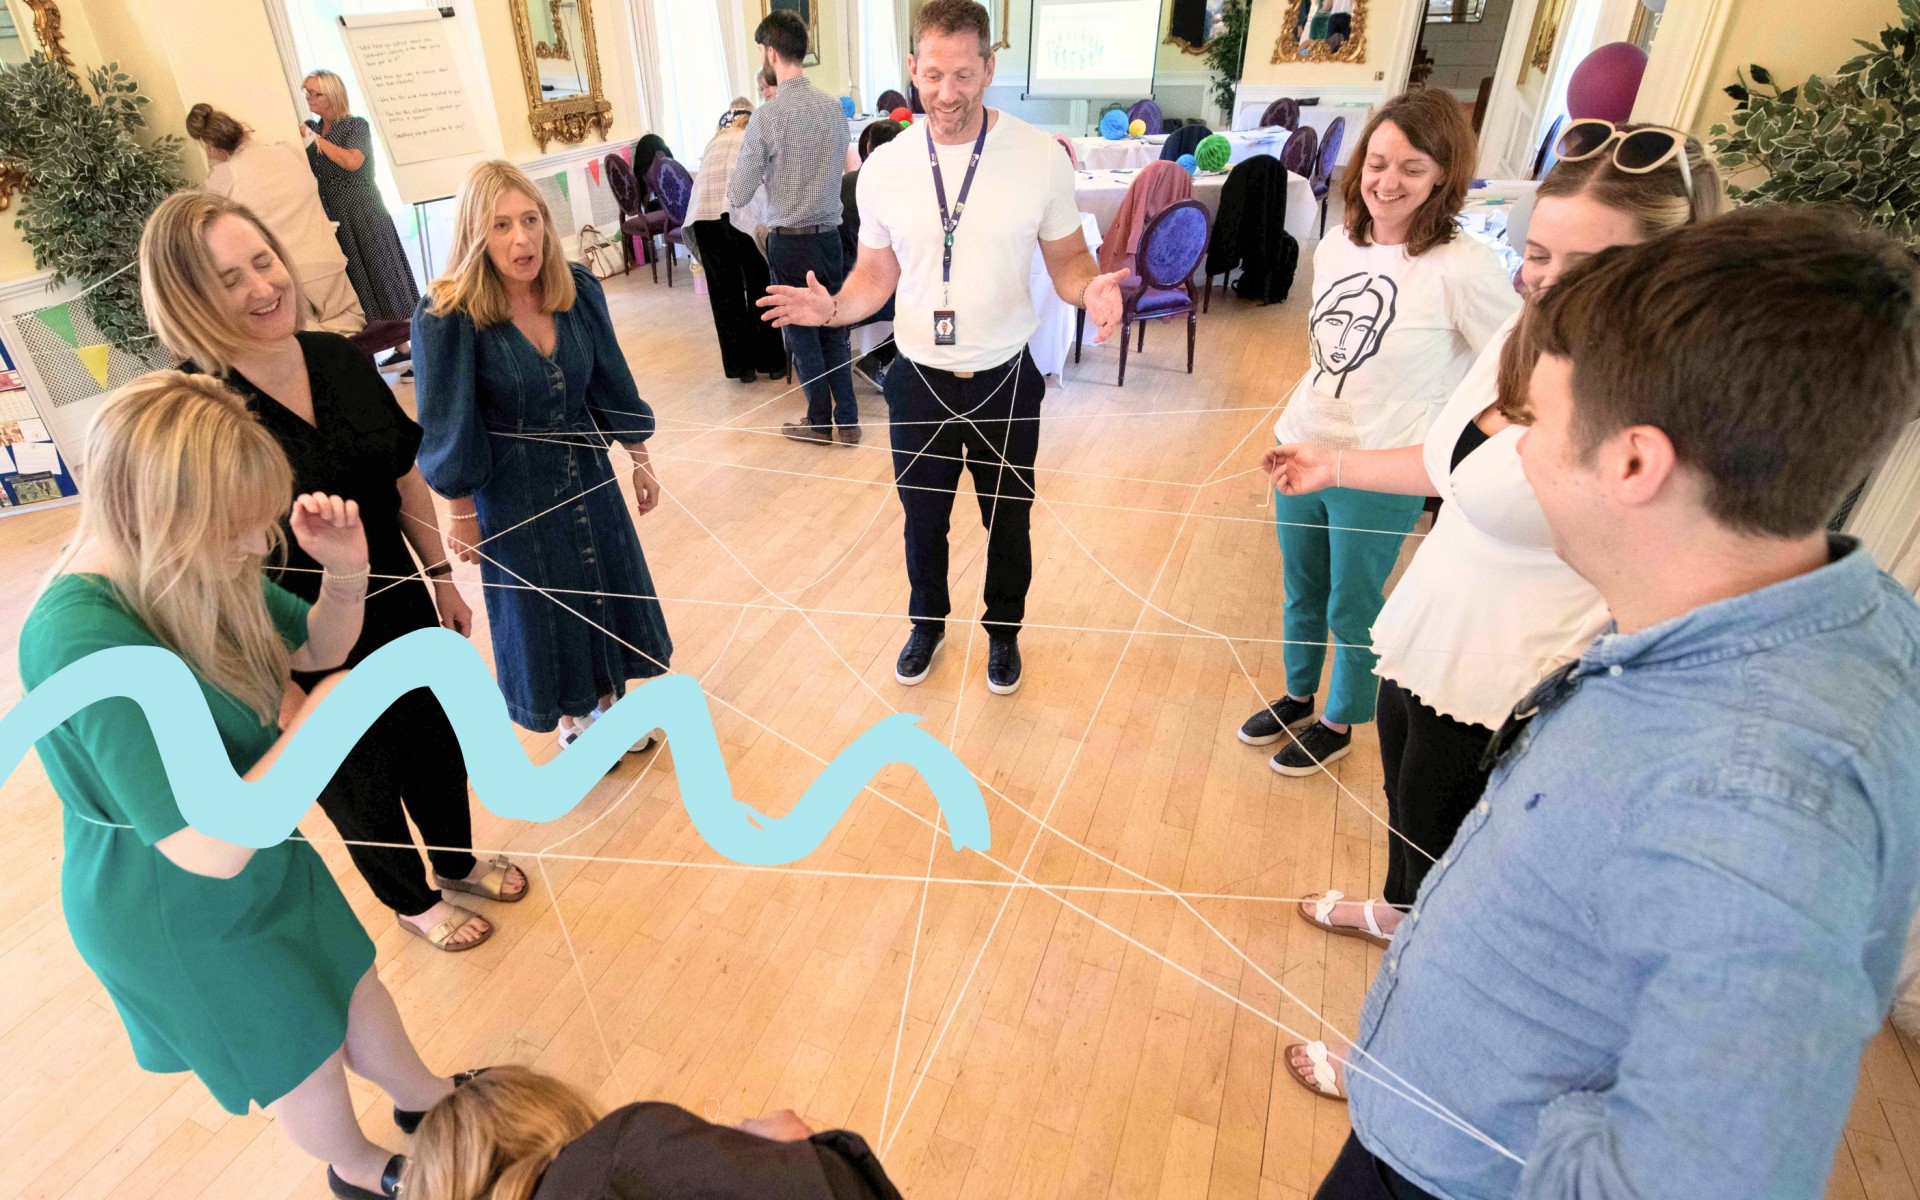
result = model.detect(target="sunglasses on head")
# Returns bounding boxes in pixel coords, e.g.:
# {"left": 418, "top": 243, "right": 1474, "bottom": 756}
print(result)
{"left": 1552, "top": 119, "right": 1695, "bottom": 201}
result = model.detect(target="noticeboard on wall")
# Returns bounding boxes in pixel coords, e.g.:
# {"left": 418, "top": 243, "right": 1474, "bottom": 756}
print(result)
{"left": 0, "top": 340, "right": 78, "bottom": 516}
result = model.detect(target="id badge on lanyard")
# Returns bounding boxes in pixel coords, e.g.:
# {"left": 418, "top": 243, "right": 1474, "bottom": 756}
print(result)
{"left": 929, "top": 114, "right": 990, "bottom": 347}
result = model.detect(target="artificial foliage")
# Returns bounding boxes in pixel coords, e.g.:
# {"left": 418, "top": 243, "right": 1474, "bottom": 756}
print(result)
{"left": 0, "top": 53, "right": 184, "bottom": 350}
{"left": 1707, "top": 0, "right": 1920, "bottom": 247}
{"left": 1204, "top": 0, "right": 1250, "bottom": 120}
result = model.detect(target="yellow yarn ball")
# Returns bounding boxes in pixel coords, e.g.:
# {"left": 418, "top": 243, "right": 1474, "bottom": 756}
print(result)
{"left": 1128, "top": 118, "right": 1146, "bottom": 137}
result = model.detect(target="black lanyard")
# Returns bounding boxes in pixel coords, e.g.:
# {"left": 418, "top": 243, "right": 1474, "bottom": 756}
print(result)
{"left": 927, "top": 113, "right": 990, "bottom": 307}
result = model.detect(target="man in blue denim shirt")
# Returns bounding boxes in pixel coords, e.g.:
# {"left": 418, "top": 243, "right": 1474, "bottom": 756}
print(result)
{"left": 1318, "top": 208, "right": 1920, "bottom": 1199}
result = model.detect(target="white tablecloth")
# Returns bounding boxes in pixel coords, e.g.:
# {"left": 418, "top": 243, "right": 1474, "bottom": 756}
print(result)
{"left": 1028, "top": 211, "right": 1103, "bottom": 379}
{"left": 1070, "top": 136, "right": 1158, "bottom": 170}
{"left": 1073, "top": 168, "right": 1321, "bottom": 242}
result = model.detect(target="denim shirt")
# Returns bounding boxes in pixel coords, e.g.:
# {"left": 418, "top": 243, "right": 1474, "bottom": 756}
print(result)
{"left": 1348, "top": 538, "right": 1920, "bottom": 1199}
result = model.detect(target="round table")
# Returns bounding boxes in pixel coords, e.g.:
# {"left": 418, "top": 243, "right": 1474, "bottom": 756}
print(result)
{"left": 1072, "top": 167, "right": 1320, "bottom": 243}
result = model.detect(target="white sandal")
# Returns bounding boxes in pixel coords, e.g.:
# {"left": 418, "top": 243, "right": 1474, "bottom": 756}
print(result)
{"left": 1298, "top": 890, "right": 1394, "bottom": 949}
{"left": 1284, "top": 1040, "right": 1347, "bottom": 1101}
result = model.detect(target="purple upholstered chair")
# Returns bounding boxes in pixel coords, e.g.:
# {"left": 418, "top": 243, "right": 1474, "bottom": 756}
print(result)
{"left": 1259, "top": 97, "right": 1301, "bottom": 130}
{"left": 1075, "top": 199, "right": 1210, "bottom": 386}
{"left": 1280, "top": 125, "right": 1320, "bottom": 179}
{"left": 646, "top": 155, "right": 694, "bottom": 288}
{"left": 874, "top": 88, "right": 907, "bottom": 114}
{"left": 1312, "top": 115, "right": 1345, "bottom": 236}
{"left": 1127, "top": 98, "right": 1165, "bottom": 135}
{"left": 605, "top": 152, "right": 669, "bottom": 278}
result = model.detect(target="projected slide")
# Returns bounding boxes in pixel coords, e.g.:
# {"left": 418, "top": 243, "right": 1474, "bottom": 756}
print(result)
{"left": 1026, "top": 0, "right": 1160, "bottom": 99}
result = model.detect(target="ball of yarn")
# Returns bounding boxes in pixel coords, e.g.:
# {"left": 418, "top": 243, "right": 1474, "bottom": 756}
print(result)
{"left": 1194, "top": 133, "right": 1231, "bottom": 173}
{"left": 1099, "top": 109, "right": 1129, "bottom": 140}
{"left": 1128, "top": 118, "right": 1146, "bottom": 137}
{"left": 899, "top": 118, "right": 913, "bottom": 130}
{"left": 1176, "top": 153, "right": 1198, "bottom": 176}
{"left": 889, "top": 106, "right": 912, "bottom": 123}
{"left": 840, "top": 95, "right": 856, "bottom": 117}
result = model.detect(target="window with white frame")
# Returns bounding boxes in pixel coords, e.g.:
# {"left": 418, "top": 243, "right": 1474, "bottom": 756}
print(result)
{"left": 859, "top": 0, "right": 902, "bottom": 111}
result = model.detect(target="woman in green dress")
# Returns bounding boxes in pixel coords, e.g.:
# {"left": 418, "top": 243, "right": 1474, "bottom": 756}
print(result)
{"left": 18, "top": 371, "right": 453, "bottom": 1200}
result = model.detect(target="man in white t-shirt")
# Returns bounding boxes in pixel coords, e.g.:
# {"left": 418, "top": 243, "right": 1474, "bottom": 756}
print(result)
{"left": 761, "top": 0, "right": 1125, "bottom": 696}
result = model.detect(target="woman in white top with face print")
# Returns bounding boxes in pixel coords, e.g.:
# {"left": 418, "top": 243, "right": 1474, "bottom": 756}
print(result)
{"left": 1263, "top": 125, "right": 1722, "bottom": 1103}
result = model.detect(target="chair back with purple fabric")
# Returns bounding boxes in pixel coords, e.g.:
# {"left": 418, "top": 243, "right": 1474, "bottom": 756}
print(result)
{"left": 605, "top": 152, "right": 642, "bottom": 217}
{"left": 1127, "top": 98, "right": 1164, "bottom": 135}
{"left": 875, "top": 89, "right": 907, "bottom": 114}
{"left": 1280, "top": 125, "right": 1319, "bottom": 177}
{"left": 1159, "top": 123, "right": 1211, "bottom": 161}
{"left": 1138, "top": 199, "right": 1210, "bottom": 292}
{"left": 1314, "top": 116, "right": 1346, "bottom": 187}
{"left": 1260, "top": 97, "right": 1301, "bottom": 130}
{"left": 1052, "top": 132, "right": 1079, "bottom": 169}
{"left": 648, "top": 156, "right": 693, "bottom": 226}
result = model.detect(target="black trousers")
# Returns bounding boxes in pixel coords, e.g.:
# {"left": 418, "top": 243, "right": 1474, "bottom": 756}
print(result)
{"left": 1377, "top": 676, "right": 1495, "bottom": 907}
{"left": 312, "top": 686, "right": 478, "bottom": 917}
{"left": 692, "top": 218, "right": 787, "bottom": 380}
{"left": 1314, "top": 1134, "right": 1440, "bottom": 1200}
{"left": 883, "top": 349, "right": 1042, "bottom": 634}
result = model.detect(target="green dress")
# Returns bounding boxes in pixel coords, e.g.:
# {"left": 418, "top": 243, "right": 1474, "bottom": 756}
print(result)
{"left": 18, "top": 574, "right": 376, "bottom": 1114}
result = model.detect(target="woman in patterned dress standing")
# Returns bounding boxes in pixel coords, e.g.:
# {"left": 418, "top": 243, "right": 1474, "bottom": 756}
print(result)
{"left": 301, "top": 70, "right": 420, "bottom": 325}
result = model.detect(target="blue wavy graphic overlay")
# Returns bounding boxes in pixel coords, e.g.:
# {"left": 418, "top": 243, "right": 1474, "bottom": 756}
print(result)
{"left": 0, "top": 627, "right": 991, "bottom": 863}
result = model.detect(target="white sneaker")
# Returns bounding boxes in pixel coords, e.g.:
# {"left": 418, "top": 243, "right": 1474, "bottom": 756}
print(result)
{"left": 556, "top": 709, "right": 597, "bottom": 751}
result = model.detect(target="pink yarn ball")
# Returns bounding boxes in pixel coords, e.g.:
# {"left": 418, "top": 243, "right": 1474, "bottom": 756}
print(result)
{"left": 1566, "top": 42, "right": 1649, "bottom": 123}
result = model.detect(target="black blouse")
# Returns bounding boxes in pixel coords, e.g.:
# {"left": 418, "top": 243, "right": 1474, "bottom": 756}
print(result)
{"left": 218, "top": 332, "right": 437, "bottom": 670}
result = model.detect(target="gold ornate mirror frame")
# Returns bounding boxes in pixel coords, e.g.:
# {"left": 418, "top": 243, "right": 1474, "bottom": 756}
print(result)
{"left": 1272, "top": 0, "right": 1370, "bottom": 64}
{"left": 510, "top": 0, "right": 612, "bottom": 151}
{"left": 531, "top": 0, "right": 569, "bottom": 60}
{"left": 0, "top": 0, "right": 76, "bottom": 211}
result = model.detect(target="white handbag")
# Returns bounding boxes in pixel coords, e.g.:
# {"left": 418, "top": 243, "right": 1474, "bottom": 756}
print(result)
{"left": 576, "top": 224, "right": 623, "bottom": 280}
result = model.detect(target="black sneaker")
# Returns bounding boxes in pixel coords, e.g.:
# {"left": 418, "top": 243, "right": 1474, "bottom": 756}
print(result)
{"left": 1238, "top": 695, "right": 1315, "bottom": 745}
{"left": 1271, "top": 721, "right": 1352, "bottom": 777}
{"left": 986, "top": 634, "right": 1022, "bottom": 695}
{"left": 895, "top": 627, "right": 944, "bottom": 685}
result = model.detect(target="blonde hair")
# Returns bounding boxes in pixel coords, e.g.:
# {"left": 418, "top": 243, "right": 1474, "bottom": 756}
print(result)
{"left": 426, "top": 160, "right": 576, "bottom": 326}
{"left": 52, "top": 372, "right": 295, "bottom": 723}
{"left": 303, "top": 69, "right": 351, "bottom": 120}
{"left": 140, "top": 190, "right": 307, "bottom": 376}
{"left": 729, "top": 95, "right": 752, "bottom": 131}
{"left": 400, "top": 1067, "right": 600, "bottom": 1200}
{"left": 1494, "top": 130, "right": 1723, "bottom": 422}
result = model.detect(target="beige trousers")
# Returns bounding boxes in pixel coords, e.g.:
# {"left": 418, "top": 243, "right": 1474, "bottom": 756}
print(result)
{"left": 302, "top": 268, "right": 366, "bottom": 336}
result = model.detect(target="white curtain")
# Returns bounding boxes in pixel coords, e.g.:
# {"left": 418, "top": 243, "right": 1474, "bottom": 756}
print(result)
{"left": 641, "top": 0, "right": 734, "bottom": 159}
{"left": 857, "top": 0, "right": 903, "bottom": 112}
{"left": 715, "top": 0, "right": 756, "bottom": 103}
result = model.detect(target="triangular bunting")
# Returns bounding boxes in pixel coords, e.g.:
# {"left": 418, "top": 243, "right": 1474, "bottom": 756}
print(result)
{"left": 554, "top": 172, "right": 570, "bottom": 200}
{"left": 36, "top": 303, "right": 78, "bottom": 348}
{"left": 76, "top": 343, "right": 111, "bottom": 390}
{"left": 588, "top": 159, "right": 601, "bottom": 187}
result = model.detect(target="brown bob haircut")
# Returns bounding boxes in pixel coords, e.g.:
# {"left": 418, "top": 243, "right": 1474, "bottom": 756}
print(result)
{"left": 1340, "top": 89, "right": 1478, "bottom": 256}
{"left": 1526, "top": 205, "right": 1920, "bottom": 538}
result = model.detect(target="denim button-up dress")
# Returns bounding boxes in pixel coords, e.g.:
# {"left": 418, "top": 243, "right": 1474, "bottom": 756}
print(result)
{"left": 413, "top": 264, "right": 672, "bottom": 731}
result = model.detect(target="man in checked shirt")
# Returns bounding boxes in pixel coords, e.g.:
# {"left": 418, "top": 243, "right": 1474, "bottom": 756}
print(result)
{"left": 730, "top": 9, "right": 861, "bottom": 447}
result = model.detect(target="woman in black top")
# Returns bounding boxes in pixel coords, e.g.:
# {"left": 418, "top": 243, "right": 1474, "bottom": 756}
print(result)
{"left": 139, "top": 190, "right": 527, "bottom": 954}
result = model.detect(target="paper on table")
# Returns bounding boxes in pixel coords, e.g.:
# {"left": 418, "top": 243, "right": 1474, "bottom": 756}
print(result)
{"left": 12, "top": 440, "right": 61, "bottom": 474}
{"left": 16, "top": 416, "right": 48, "bottom": 443}
{"left": 0, "top": 446, "right": 12, "bottom": 473}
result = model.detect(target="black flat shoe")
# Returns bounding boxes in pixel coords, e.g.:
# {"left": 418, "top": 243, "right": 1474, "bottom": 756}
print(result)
{"left": 326, "top": 1154, "right": 405, "bottom": 1199}
{"left": 394, "top": 1067, "right": 488, "bottom": 1133}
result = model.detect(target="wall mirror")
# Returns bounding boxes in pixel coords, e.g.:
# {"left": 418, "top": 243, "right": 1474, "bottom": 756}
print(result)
{"left": 510, "top": 0, "right": 612, "bottom": 149}
{"left": 1273, "top": 0, "right": 1369, "bottom": 63}
{"left": 1165, "top": 0, "right": 1230, "bottom": 55}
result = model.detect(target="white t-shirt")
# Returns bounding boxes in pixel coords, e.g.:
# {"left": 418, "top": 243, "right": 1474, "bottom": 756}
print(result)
{"left": 205, "top": 140, "right": 349, "bottom": 280}
{"left": 1370, "top": 311, "right": 1610, "bottom": 729}
{"left": 856, "top": 111, "right": 1082, "bottom": 372}
{"left": 1271, "top": 227, "right": 1518, "bottom": 450}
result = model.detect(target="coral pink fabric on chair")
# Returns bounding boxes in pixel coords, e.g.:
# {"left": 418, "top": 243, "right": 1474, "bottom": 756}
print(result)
{"left": 1096, "top": 160, "right": 1193, "bottom": 276}
{"left": 1052, "top": 132, "right": 1080, "bottom": 169}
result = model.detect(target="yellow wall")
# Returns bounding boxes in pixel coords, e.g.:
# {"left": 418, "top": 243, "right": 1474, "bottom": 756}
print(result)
{"left": 1691, "top": 0, "right": 1900, "bottom": 139}
{"left": 476, "top": 0, "right": 649, "bottom": 159}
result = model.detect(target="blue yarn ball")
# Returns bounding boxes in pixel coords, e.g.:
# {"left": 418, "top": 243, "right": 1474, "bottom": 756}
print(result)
{"left": 1099, "top": 109, "right": 1129, "bottom": 140}
{"left": 1176, "top": 153, "right": 1198, "bottom": 175}
{"left": 840, "top": 95, "right": 856, "bottom": 117}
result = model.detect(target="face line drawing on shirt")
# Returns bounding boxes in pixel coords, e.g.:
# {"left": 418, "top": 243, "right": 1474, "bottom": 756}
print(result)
{"left": 1309, "top": 271, "right": 1398, "bottom": 397}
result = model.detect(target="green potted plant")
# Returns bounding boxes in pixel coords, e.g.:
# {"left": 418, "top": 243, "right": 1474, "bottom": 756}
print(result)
{"left": 1706, "top": 0, "right": 1919, "bottom": 247}
{"left": 1205, "top": 0, "right": 1251, "bottom": 122}
{"left": 0, "top": 53, "right": 184, "bottom": 350}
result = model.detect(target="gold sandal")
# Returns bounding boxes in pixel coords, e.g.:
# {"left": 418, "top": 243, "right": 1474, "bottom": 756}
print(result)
{"left": 398, "top": 905, "right": 492, "bottom": 952}
{"left": 437, "top": 855, "right": 529, "bottom": 903}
